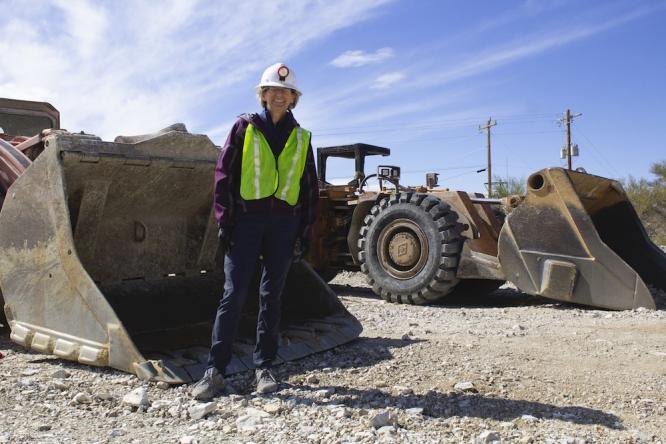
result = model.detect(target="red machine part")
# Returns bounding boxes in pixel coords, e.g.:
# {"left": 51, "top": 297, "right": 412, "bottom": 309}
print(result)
{"left": 0, "top": 137, "right": 32, "bottom": 195}
{"left": 0, "top": 131, "right": 49, "bottom": 199}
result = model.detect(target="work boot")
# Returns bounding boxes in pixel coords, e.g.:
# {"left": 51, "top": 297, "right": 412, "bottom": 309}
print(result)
{"left": 191, "top": 367, "right": 225, "bottom": 401}
{"left": 255, "top": 368, "right": 279, "bottom": 394}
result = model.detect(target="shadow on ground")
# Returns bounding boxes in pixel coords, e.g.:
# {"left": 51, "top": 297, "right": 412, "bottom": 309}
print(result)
{"left": 437, "top": 288, "right": 552, "bottom": 309}
{"left": 270, "top": 383, "right": 623, "bottom": 429}
{"left": 223, "top": 337, "right": 621, "bottom": 429}
{"left": 333, "top": 281, "right": 666, "bottom": 311}
{"left": 266, "top": 336, "right": 418, "bottom": 382}
{"left": 329, "top": 283, "right": 377, "bottom": 301}
{"left": 331, "top": 282, "right": 555, "bottom": 309}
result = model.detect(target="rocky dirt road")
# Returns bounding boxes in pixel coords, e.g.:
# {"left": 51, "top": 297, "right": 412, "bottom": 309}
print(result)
{"left": 1, "top": 273, "right": 665, "bottom": 443}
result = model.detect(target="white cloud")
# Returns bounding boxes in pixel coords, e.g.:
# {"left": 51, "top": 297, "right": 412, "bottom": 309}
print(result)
{"left": 371, "top": 72, "right": 405, "bottom": 89}
{"left": 0, "top": 0, "right": 391, "bottom": 140}
{"left": 53, "top": 0, "right": 109, "bottom": 57}
{"left": 330, "top": 47, "right": 394, "bottom": 68}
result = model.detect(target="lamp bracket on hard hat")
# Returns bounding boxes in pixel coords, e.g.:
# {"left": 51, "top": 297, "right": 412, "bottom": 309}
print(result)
{"left": 256, "top": 62, "right": 301, "bottom": 96}
{"left": 277, "top": 65, "right": 289, "bottom": 81}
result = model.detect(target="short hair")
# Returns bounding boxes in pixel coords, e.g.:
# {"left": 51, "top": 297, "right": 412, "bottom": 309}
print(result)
{"left": 257, "top": 87, "right": 299, "bottom": 110}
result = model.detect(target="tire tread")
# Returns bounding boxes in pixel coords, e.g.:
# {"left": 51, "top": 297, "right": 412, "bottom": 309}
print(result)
{"left": 357, "top": 192, "right": 463, "bottom": 305}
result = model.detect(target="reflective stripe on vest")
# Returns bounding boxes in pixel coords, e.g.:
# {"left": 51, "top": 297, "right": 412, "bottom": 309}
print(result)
{"left": 240, "top": 123, "right": 311, "bottom": 205}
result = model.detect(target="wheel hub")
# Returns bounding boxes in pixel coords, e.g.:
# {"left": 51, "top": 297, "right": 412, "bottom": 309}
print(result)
{"left": 377, "top": 219, "right": 429, "bottom": 279}
{"left": 388, "top": 232, "right": 420, "bottom": 267}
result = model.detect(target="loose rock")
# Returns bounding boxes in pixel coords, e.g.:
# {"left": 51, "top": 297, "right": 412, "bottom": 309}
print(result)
{"left": 476, "top": 430, "right": 501, "bottom": 443}
{"left": 188, "top": 402, "right": 216, "bottom": 420}
{"left": 377, "top": 425, "right": 396, "bottom": 435}
{"left": 122, "top": 387, "right": 149, "bottom": 407}
{"left": 235, "top": 407, "right": 271, "bottom": 432}
{"left": 263, "top": 401, "right": 281, "bottom": 414}
{"left": 369, "top": 410, "right": 393, "bottom": 428}
{"left": 392, "top": 384, "right": 413, "bottom": 395}
{"left": 50, "top": 369, "right": 70, "bottom": 379}
{"left": 71, "top": 392, "right": 92, "bottom": 404}
{"left": 406, "top": 407, "right": 424, "bottom": 416}
{"left": 454, "top": 381, "right": 477, "bottom": 392}
{"left": 305, "top": 374, "right": 319, "bottom": 384}
{"left": 314, "top": 387, "right": 335, "bottom": 398}
{"left": 51, "top": 380, "right": 68, "bottom": 391}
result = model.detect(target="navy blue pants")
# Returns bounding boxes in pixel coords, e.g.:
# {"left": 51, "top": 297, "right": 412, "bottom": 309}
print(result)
{"left": 207, "top": 212, "right": 300, "bottom": 373}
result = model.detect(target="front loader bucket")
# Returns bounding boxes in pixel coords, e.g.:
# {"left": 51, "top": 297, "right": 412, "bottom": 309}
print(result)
{"left": 498, "top": 168, "right": 664, "bottom": 310}
{"left": 0, "top": 129, "right": 361, "bottom": 383}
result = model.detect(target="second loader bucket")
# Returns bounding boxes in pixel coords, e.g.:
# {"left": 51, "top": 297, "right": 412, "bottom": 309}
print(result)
{"left": 498, "top": 168, "right": 664, "bottom": 310}
{"left": 0, "top": 128, "right": 361, "bottom": 383}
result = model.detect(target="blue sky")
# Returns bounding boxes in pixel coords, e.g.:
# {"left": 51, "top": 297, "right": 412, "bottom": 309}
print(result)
{"left": 2, "top": 0, "right": 665, "bottom": 193}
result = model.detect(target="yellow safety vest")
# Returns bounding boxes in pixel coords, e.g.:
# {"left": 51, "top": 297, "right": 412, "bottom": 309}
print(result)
{"left": 240, "top": 123, "right": 311, "bottom": 206}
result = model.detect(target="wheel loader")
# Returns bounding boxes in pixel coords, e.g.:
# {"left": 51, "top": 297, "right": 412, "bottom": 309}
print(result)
{"left": 0, "top": 98, "right": 361, "bottom": 383}
{"left": 309, "top": 143, "right": 665, "bottom": 309}
{"left": 1, "top": 98, "right": 664, "bottom": 384}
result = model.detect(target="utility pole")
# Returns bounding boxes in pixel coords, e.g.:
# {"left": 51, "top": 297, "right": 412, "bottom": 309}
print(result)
{"left": 479, "top": 117, "right": 497, "bottom": 196}
{"left": 559, "top": 109, "right": 582, "bottom": 170}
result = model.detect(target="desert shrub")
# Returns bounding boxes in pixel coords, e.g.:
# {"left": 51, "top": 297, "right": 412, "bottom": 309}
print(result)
{"left": 623, "top": 161, "right": 666, "bottom": 245}
{"left": 492, "top": 175, "right": 525, "bottom": 198}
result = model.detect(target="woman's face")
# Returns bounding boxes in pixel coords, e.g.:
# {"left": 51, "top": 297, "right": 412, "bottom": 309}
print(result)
{"left": 262, "top": 87, "right": 296, "bottom": 115}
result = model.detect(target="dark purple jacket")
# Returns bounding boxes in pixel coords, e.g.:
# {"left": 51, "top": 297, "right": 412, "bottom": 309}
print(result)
{"left": 213, "top": 110, "right": 319, "bottom": 237}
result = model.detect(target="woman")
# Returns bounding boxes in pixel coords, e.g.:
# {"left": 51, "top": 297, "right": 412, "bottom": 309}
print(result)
{"left": 192, "top": 63, "right": 318, "bottom": 400}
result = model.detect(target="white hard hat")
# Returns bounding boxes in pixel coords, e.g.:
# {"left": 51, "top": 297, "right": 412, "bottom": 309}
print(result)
{"left": 255, "top": 63, "right": 301, "bottom": 96}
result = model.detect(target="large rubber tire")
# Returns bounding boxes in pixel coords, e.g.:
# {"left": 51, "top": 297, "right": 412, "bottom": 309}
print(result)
{"left": 358, "top": 192, "right": 463, "bottom": 304}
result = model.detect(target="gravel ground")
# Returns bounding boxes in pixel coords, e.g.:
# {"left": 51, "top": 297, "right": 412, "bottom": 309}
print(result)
{"left": 1, "top": 273, "right": 665, "bottom": 443}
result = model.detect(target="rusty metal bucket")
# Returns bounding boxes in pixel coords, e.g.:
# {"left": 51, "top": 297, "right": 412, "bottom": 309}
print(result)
{"left": 0, "top": 128, "right": 361, "bottom": 383}
{"left": 498, "top": 168, "right": 664, "bottom": 310}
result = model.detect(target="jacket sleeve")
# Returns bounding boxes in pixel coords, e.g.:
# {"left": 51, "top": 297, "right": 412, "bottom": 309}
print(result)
{"left": 213, "top": 119, "right": 244, "bottom": 229}
{"left": 298, "top": 141, "right": 319, "bottom": 235}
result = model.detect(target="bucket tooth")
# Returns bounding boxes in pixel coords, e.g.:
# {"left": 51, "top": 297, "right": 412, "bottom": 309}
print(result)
{"left": 539, "top": 259, "right": 578, "bottom": 300}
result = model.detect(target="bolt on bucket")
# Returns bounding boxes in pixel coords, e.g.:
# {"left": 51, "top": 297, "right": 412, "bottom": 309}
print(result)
{"left": 498, "top": 167, "right": 664, "bottom": 310}
{"left": 0, "top": 128, "right": 361, "bottom": 383}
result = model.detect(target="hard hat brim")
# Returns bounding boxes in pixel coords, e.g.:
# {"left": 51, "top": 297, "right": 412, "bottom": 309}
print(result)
{"left": 255, "top": 81, "right": 302, "bottom": 96}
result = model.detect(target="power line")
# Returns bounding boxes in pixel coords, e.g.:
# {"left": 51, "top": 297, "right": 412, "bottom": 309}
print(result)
{"left": 401, "top": 164, "right": 485, "bottom": 174}
{"left": 572, "top": 126, "right": 622, "bottom": 178}
{"left": 493, "top": 130, "right": 562, "bottom": 136}
{"left": 369, "top": 133, "right": 478, "bottom": 146}
{"left": 440, "top": 168, "right": 487, "bottom": 182}
{"left": 316, "top": 125, "right": 562, "bottom": 139}
{"left": 314, "top": 113, "right": 559, "bottom": 135}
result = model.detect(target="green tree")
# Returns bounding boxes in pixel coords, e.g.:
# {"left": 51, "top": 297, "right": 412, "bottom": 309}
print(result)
{"left": 623, "top": 176, "right": 653, "bottom": 217}
{"left": 650, "top": 160, "right": 666, "bottom": 186}
{"left": 492, "top": 175, "right": 525, "bottom": 198}
{"left": 623, "top": 160, "right": 666, "bottom": 245}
